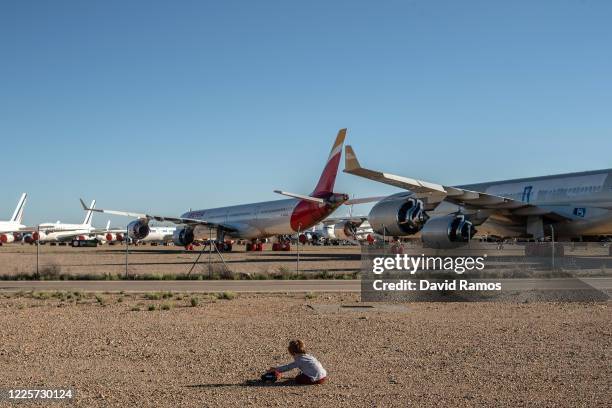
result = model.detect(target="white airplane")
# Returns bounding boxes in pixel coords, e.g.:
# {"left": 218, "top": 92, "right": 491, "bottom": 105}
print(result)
{"left": 0, "top": 193, "right": 28, "bottom": 244}
{"left": 100, "top": 228, "right": 125, "bottom": 243}
{"left": 344, "top": 145, "right": 612, "bottom": 248}
{"left": 82, "top": 129, "right": 378, "bottom": 251}
{"left": 132, "top": 226, "right": 176, "bottom": 244}
{"left": 305, "top": 217, "right": 377, "bottom": 245}
{"left": 93, "top": 220, "right": 124, "bottom": 244}
{"left": 305, "top": 216, "right": 367, "bottom": 242}
{"left": 34, "top": 200, "right": 122, "bottom": 244}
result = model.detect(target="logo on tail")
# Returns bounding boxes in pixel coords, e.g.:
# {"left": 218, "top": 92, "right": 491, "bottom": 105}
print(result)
{"left": 10, "top": 193, "right": 27, "bottom": 224}
{"left": 311, "top": 128, "right": 346, "bottom": 197}
{"left": 83, "top": 200, "right": 96, "bottom": 226}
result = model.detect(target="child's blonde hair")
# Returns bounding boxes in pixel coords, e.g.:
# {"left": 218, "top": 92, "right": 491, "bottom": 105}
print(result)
{"left": 288, "top": 339, "right": 307, "bottom": 355}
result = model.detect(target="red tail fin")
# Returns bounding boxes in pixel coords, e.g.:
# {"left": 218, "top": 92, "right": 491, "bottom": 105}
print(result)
{"left": 311, "top": 129, "right": 346, "bottom": 197}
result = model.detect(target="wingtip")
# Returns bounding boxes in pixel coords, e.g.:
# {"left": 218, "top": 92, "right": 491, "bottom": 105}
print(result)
{"left": 333, "top": 128, "right": 348, "bottom": 150}
{"left": 344, "top": 145, "right": 361, "bottom": 172}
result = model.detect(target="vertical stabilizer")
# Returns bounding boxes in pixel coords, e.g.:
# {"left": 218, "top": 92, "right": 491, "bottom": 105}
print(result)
{"left": 83, "top": 200, "right": 96, "bottom": 226}
{"left": 10, "top": 193, "right": 27, "bottom": 224}
{"left": 311, "top": 128, "right": 346, "bottom": 197}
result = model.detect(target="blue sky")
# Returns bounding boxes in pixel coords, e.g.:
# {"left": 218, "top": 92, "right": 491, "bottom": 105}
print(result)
{"left": 1, "top": 0, "right": 610, "bottom": 225}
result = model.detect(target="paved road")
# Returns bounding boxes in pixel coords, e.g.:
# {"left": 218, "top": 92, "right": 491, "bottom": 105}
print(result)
{"left": 0, "top": 278, "right": 610, "bottom": 293}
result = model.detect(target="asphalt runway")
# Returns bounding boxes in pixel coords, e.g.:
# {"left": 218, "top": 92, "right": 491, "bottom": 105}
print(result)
{"left": 0, "top": 278, "right": 610, "bottom": 293}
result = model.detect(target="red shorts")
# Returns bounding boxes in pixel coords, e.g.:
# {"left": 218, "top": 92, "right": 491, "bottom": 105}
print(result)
{"left": 295, "top": 373, "right": 327, "bottom": 385}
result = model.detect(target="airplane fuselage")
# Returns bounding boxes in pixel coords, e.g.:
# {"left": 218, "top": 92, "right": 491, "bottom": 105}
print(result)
{"left": 0, "top": 221, "right": 25, "bottom": 234}
{"left": 139, "top": 227, "right": 176, "bottom": 243}
{"left": 37, "top": 223, "right": 96, "bottom": 242}
{"left": 181, "top": 196, "right": 345, "bottom": 240}
{"left": 0, "top": 221, "right": 26, "bottom": 243}
{"left": 435, "top": 168, "right": 612, "bottom": 238}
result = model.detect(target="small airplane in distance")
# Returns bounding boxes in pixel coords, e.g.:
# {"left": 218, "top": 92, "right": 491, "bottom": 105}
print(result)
{"left": 0, "top": 193, "right": 28, "bottom": 244}
{"left": 82, "top": 129, "right": 380, "bottom": 251}
{"left": 132, "top": 226, "right": 176, "bottom": 245}
{"left": 343, "top": 145, "right": 612, "bottom": 249}
{"left": 33, "top": 200, "right": 123, "bottom": 244}
{"left": 304, "top": 215, "right": 369, "bottom": 245}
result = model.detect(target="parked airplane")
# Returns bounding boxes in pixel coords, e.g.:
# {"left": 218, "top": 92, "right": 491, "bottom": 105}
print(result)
{"left": 344, "top": 145, "right": 612, "bottom": 248}
{"left": 34, "top": 200, "right": 122, "bottom": 244}
{"left": 93, "top": 221, "right": 124, "bottom": 244}
{"left": 0, "top": 193, "right": 28, "bottom": 244}
{"left": 82, "top": 129, "right": 377, "bottom": 251}
{"left": 135, "top": 226, "right": 176, "bottom": 244}
{"left": 102, "top": 229, "right": 125, "bottom": 243}
{"left": 305, "top": 216, "right": 369, "bottom": 244}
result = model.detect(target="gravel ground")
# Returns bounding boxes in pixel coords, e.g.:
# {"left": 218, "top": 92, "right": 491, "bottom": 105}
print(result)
{"left": 0, "top": 293, "right": 609, "bottom": 407}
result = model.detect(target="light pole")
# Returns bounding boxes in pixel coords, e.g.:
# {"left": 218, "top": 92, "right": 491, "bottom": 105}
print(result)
{"left": 36, "top": 225, "right": 40, "bottom": 278}
{"left": 297, "top": 224, "right": 301, "bottom": 276}
{"left": 550, "top": 224, "right": 555, "bottom": 271}
{"left": 125, "top": 225, "right": 129, "bottom": 279}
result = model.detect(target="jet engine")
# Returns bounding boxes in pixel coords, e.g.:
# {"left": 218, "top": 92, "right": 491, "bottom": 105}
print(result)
{"left": 127, "top": 219, "right": 150, "bottom": 240}
{"left": 421, "top": 214, "right": 476, "bottom": 249}
{"left": 173, "top": 227, "right": 195, "bottom": 247}
{"left": 24, "top": 232, "right": 40, "bottom": 243}
{"left": 329, "top": 221, "right": 358, "bottom": 240}
{"left": 0, "top": 233, "right": 15, "bottom": 244}
{"left": 368, "top": 195, "right": 428, "bottom": 236}
{"left": 105, "top": 232, "right": 124, "bottom": 242}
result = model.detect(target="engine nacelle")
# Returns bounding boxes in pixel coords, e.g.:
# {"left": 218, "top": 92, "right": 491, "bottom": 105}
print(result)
{"left": 369, "top": 195, "right": 428, "bottom": 236}
{"left": 24, "top": 232, "right": 39, "bottom": 243}
{"left": 173, "top": 227, "right": 195, "bottom": 247}
{"left": 127, "top": 219, "right": 150, "bottom": 240}
{"left": 421, "top": 214, "right": 476, "bottom": 249}
{"left": 0, "top": 233, "right": 15, "bottom": 244}
{"left": 330, "top": 221, "right": 358, "bottom": 240}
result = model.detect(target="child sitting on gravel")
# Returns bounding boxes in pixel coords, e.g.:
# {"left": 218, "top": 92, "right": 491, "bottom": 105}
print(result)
{"left": 266, "top": 339, "right": 327, "bottom": 385}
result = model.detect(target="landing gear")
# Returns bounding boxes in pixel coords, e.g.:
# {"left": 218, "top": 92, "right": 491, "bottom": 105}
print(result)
{"left": 216, "top": 241, "right": 233, "bottom": 252}
{"left": 246, "top": 241, "right": 263, "bottom": 251}
{"left": 272, "top": 237, "right": 291, "bottom": 251}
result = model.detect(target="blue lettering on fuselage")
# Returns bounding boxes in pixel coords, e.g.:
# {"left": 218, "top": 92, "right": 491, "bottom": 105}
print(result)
{"left": 521, "top": 186, "right": 533, "bottom": 203}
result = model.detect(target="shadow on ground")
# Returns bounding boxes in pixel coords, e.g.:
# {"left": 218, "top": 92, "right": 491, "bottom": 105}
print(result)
{"left": 186, "top": 379, "right": 314, "bottom": 388}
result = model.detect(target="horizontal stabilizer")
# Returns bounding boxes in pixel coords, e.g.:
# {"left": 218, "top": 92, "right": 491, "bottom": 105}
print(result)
{"left": 344, "top": 196, "right": 386, "bottom": 205}
{"left": 273, "top": 190, "right": 325, "bottom": 204}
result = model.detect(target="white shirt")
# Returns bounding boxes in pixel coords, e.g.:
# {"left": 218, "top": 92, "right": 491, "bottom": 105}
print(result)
{"left": 277, "top": 353, "right": 327, "bottom": 381}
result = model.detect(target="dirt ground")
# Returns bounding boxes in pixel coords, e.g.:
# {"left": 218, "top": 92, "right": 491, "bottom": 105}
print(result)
{"left": 0, "top": 293, "right": 609, "bottom": 407}
{"left": 0, "top": 244, "right": 361, "bottom": 277}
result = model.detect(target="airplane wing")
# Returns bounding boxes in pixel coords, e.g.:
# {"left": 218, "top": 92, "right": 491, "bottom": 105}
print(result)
{"left": 321, "top": 215, "right": 368, "bottom": 225}
{"left": 344, "top": 146, "right": 571, "bottom": 222}
{"left": 79, "top": 199, "right": 237, "bottom": 231}
{"left": 344, "top": 196, "right": 386, "bottom": 205}
{"left": 89, "top": 227, "right": 126, "bottom": 234}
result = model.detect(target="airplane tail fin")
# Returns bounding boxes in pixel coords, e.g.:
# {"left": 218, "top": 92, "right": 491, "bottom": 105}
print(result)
{"left": 83, "top": 200, "right": 96, "bottom": 226}
{"left": 311, "top": 128, "right": 346, "bottom": 197}
{"left": 10, "top": 193, "right": 27, "bottom": 224}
